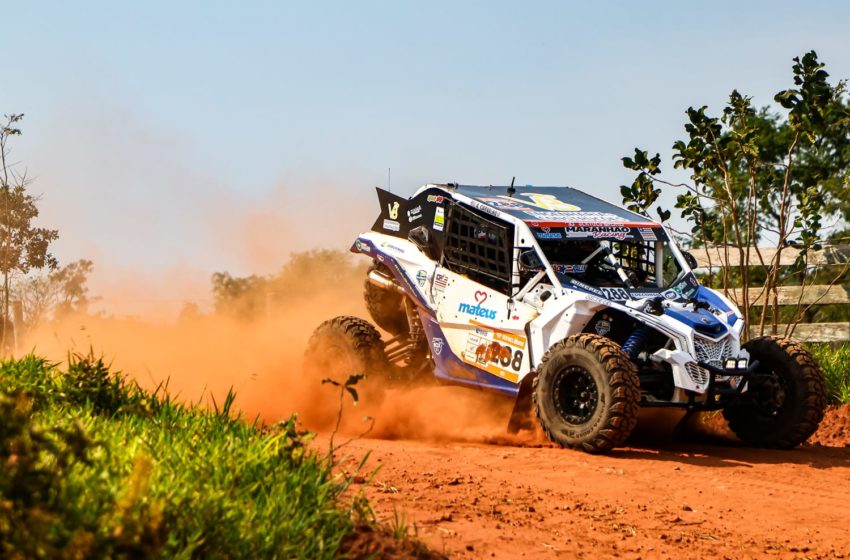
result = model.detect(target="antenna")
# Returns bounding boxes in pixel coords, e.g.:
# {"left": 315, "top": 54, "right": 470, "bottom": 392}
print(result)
{"left": 507, "top": 176, "right": 516, "bottom": 197}
{"left": 388, "top": 168, "right": 391, "bottom": 193}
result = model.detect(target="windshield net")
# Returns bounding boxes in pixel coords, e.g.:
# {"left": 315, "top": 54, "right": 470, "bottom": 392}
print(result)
{"left": 537, "top": 239, "right": 682, "bottom": 289}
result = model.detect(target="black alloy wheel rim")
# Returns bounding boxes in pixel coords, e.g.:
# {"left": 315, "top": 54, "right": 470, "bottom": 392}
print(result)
{"left": 553, "top": 365, "right": 599, "bottom": 425}
{"left": 751, "top": 368, "right": 789, "bottom": 417}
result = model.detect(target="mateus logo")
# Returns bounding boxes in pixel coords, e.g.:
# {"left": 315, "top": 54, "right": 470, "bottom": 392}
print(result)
{"left": 458, "top": 291, "right": 497, "bottom": 320}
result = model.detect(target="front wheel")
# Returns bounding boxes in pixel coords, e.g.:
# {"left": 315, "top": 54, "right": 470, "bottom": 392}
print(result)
{"left": 533, "top": 334, "right": 640, "bottom": 453}
{"left": 304, "top": 316, "right": 390, "bottom": 406}
{"left": 723, "top": 336, "right": 825, "bottom": 448}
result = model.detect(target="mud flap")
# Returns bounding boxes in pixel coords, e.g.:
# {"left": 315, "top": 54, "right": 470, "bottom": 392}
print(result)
{"left": 507, "top": 373, "right": 536, "bottom": 434}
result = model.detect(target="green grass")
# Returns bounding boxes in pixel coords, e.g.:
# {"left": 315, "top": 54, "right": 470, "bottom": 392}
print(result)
{"left": 809, "top": 343, "right": 850, "bottom": 405}
{"left": 0, "top": 352, "right": 371, "bottom": 559}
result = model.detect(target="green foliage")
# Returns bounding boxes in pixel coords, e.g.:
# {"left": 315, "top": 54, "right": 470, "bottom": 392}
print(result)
{"left": 0, "top": 114, "right": 59, "bottom": 348}
{"left": 809, "top": 343, "right": 850, "bottom": 405}
{"left": 0, "top": 354, "right": 370, "bottom": 559}
{"left": 620, "top": 149, "right": 667, "bottom": 220}
{"left": 0, "top": 114, "right": 59, "bottom": 277}
{"left": 620, "top": 51, "right": 850, "bottom": 337}
{"left": 621, "top": 51, "right": 849, "bottom": 248}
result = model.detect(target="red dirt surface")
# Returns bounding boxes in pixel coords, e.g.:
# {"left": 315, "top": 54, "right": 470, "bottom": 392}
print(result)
{"left": 810, "top": 404, "right": 850, "bottom": 447}
{"left": 339, "top": 524, "right": 448, "bottom": 560}
{"left": 331, "top": 404, "right": 850, "bottom": 559}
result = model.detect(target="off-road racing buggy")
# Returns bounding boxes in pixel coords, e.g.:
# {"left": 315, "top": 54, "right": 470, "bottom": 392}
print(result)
{"left": 306, "top": 183, "right": 826, "bottom": 453}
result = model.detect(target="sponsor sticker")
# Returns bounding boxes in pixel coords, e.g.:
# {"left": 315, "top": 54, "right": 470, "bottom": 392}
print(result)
{"left": 584, "top": 294, "right": 611, "bottom": 306}
{"left": 527, "top": 211, "right": 627, "bottom": 223}
{"left": 535, "top": 230, "right": 563, "bottom": 239}
{"left": 416, "top": 269, "right": 427, "bottom": 287}
{"left": 663, "top": 289, "right": 678, "bottom": 300}
{"left": 380, "top": 241, "right": 405, "bottom": 253}
{"left": 354, "top": 239, "right": 371, "bottom": 253}
{"left": 569, "top": 279, "right": 604, "bottom": 296}
{"left": 563, "top": 225, "right": 631, "bottom": 240}
{"left": 462, "top": 323, "right": 526, "bottom": 382}
{"left": 477, "top": 197, "right": 528, "bottom": 210}
{"left": 638, "top": 227, "right": 658, "bottom": 241}
{"left": 427, "top": 194, "right": 445, "bottom": 203}
{"left": 470, "top": 201, "right": 501, "bottom": 217}
{"left": 673, "top": 279, "right": 698, "bottom": 299}
{"left": 595, "top": 318, "right": 612, "bottom": 336}
{"left": 382, "top": 219, "right": 400, "bottom": 232}
{"left": 515, "top": 193, "right": 581, "bottom": 211}
{"left": 407, "top": 205, "right": 422, "bottom": 222}
{"left": 433, "top": 207, "right": 445, "bottom": 231}
{"left": 552, "top": 264, "right": 588, "bottom": 274}
{"left": 387, "top": 201, "right": 400, "bottom": 220}
{"left": 631, "top": 290, "right": 664, "bottom": 299}
{"left": 457, "top": 291, "right": 497, "bottom": 320}
{"left": 431, "top": 338, "right": 444, "bottom": 356}
{"left": 434, "top": 273, "right": 449, "bottom": 292}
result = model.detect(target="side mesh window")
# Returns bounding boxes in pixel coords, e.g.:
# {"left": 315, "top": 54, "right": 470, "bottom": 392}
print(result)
{"left": 442, "top": 203, "right": 513, "bottom": 294}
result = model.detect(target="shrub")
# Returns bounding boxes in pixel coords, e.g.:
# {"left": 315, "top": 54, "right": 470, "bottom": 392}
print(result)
{"left": 809, "top": 343, "right": 850, "bottom": 405}
{"left": 0, "top": 354, "right": 365, "bottom": 559}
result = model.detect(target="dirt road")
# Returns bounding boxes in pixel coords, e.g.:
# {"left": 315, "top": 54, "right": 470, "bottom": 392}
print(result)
{"left": 337, "top": 420, "right": 850, "bottom": 559}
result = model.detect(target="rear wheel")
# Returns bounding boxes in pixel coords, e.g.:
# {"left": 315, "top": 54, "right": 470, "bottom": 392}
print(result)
{"left": 533, "top": 334, "right": 640, "bottom": 453}
{"left": 304, "top": 316, "right": 390, "bottom": 405}
{"left": 364, "top": 262, "right": 409, "bottom": 336}
{"left": 723, "top": 336, "right": 825, "bottom": 448}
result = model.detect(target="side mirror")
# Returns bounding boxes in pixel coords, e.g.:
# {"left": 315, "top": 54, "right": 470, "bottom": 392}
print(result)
{"left": 518, "top": 249, "right": 544, "bottom": 272}
{"left": 683, "top": 251, "right": 699, "bottom": 269}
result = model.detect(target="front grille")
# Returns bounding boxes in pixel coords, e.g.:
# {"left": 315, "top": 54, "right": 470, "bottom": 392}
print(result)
{"left": 694, "top": 336, "right": 732, "bottom": 368}
{"left": 685, "top": 362, "right": 709, "bottom": 385}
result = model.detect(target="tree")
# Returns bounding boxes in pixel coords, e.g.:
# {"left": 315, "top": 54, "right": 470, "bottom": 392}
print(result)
{"left": 621, "top": 51, "right": 850, "bottom": 338}
{"left": 210, "top": 249, "right": 367, "bottom": 320}
{"left": 210, "top": 271, "right": 267, "bottom": 318}
{"left": 50, "top": 259, "right": 94, "bottom": 317}
{"left": 13, "top": 260, "right": 95, "bottom": 334}
{"left": 0, "top": 114, "right": 59, "bottom": 350}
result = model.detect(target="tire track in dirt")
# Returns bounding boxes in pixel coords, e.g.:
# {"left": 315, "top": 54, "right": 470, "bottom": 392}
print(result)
{"left": 335, "top": 436, "right": 850, "bottom": 559}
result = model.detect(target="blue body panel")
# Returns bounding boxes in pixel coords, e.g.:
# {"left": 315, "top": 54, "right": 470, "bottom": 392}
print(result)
{"left": 419, "top": 312, "right": 519, "bottom": 397}
{"left": 694, "top": 286, "right": 738, "bottom": 327}
{"left": 663, "top": 306, "right": 728, "bottom": 337}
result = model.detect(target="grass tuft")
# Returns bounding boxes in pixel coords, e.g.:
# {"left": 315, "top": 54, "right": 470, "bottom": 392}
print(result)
{"left": 0, "top": 352, "right": 371, "bottom": 559}
{"left": 808, "top": 343, "right": 850, "bottom": 405}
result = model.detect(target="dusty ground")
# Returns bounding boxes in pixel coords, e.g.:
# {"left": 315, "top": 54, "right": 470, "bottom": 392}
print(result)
{"left": 330, "top": 405, "right": 850, "bottom": 559}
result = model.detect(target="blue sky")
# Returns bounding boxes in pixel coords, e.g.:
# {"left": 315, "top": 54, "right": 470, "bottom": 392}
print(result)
{"left": 3, "top": 1, "right": 850, "bottom": 311}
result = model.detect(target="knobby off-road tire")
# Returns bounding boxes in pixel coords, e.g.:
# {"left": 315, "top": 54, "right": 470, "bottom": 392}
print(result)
{"left": 304, "top": 316, "right": 390, "bottom": 404}
{"left": 533, "top": 334, "right": 640, "bottom": 453}
{"left": 363, "top": 262, "right": 409, "bottom": 336}
{"left": 723, "top": 336, "right": 825, "bottom": 449}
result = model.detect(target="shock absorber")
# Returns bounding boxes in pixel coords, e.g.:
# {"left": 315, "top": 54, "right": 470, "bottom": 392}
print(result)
{"left": 402, "top": 298, "right": 426, "bottom": 366}
{"left": 621, "top": 326, "right": 649, "bottom": 360}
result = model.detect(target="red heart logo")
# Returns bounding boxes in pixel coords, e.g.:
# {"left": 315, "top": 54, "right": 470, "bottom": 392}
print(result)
{"left": 474, "top": 291, "right": 488, "bottom": 304}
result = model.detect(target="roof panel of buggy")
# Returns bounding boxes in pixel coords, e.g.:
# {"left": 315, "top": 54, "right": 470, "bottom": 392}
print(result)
{"left": 444, "top": 184, "right": 668, "bottom": 242}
